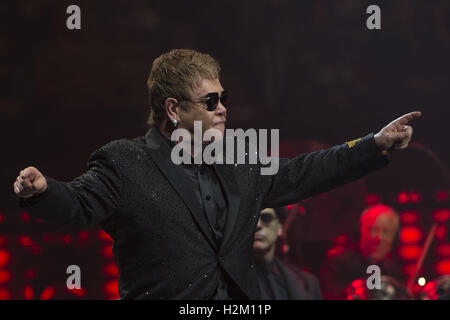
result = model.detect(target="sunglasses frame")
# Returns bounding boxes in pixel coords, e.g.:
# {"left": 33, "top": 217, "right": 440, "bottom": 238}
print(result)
{"left": 260, "top": 213, "right": 278, "bottom": 225}
{"left": 179, "top": 90, "right": 228, "bottom": 112}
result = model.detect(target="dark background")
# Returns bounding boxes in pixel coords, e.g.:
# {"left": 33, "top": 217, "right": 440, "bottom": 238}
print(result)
{"left": 0, "top": 0, "right": 449, "bottom": 299}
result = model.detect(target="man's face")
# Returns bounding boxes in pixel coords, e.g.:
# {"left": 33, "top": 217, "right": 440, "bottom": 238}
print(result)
{"left": 253, "top": 208, "right": 282, "bottom": 252}
{"left": 177, "top": 78, "right": 227, "bottom": 137}
{"left": 359, "top": 210, "right": 399, "bottom": 261}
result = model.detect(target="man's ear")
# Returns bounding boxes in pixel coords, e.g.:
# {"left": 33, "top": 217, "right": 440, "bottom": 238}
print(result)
{"left": 165, "top": 97, "right": 179, "bottom": 123}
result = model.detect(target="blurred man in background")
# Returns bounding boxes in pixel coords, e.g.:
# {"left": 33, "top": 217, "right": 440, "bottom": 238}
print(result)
{"left": 254, "top": 207, "right": 322, "bottom": 299}
{"left": 320, "top": 204, "right": 404, "bottom": 299}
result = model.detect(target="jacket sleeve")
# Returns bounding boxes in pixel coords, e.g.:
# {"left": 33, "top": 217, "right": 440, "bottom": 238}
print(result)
{"left": 18, "top": 148, "right": 122, "bottom": 228}
{"left": 261, "top": 133, "right": 389, "bottom": 208}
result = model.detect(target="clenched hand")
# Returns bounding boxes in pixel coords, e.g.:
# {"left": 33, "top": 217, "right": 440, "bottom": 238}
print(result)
{"left": 13, "top": 166, "right": 47, "bottom": 198}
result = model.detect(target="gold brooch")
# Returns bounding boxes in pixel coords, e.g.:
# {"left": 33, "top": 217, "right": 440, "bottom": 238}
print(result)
{"left": 346, "top": 138, "right": 362, "bottom": 148}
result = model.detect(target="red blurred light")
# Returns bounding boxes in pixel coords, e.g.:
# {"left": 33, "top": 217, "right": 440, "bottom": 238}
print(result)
{"left": 40, "top": 286, "right": 55, "bottom": 300}
{"left": 333, "top": 235, "right": 349, "bottom": 246}
{"left": 101, "top": 245, "right": 114, "bottom": 259}
{"left": 19, "top": 235, "right": 33, "bottom": 247}
{"left": 285, "top": 205, "right": 293, "bottom": 211}
{"left": 0, "top": 236, "right": 6, "bottom": 247}
{"left": 436, "top": 226, "right": 447, "bottom": 240}
{"left": 102, "top": 263, "right": 119, "bottom": 277}
{"left": 0, "top": 251, "right": 11, "bottom": 267}
{"left": 400, "top": 211, "right": 419, "bottom": 224}
{"left": 365, "top": 193, "right": 380, "bottom": 205}
{"left": 399, "top": 226, "right": 423, "bottom": 244}
{"left": 402, "top": 264, "right": 417, "bottom": 277}
{"left": 435, "top": 190, "right": 449, "bottom": 202}
{"left": 103, "top": 279, "right": 119, "bottom": 296}
{"left": 409, "top": 191, "right": 421, "bottom": 203}
{"left": 78, "top": 231, "right": 89, "bottom": 242}
{"left": 20, "top": 212, "right": 31, "bottom": 222}
{"left": 297, "top": 206, "right": 306, "bottom": 215}
{"left": 432, "top": 209, "right": 450, "bottom": 223}
{"left": 435, "top": 259, "right": 450, "bottom": 275}
{"left": 436, "top": 244, "right": 450, "bottom": 256}
{"left": 68, "top": 287, "right": 86, "bottom": 297}
{"left": 30, "top": 243, "right": 42, "bottom": 255}
{"left": 397, "top": 191, "right": 409, "bottom": 204}
{"left": 0, "top": 271, "right": 12, "bottom": 283}
{"left": 281, "top": 243, "right": 289, "bottom": 254}
{"left": 0, "top": 213, "right": 4, "bottom": 224}
{"left": 351, "top": 279, "right": 364, "bottom": 288}
{"left": 24, "top": 285, "right": 34, "bottom": 300}
{"left": 98, "top": 230, "right": 113, "bottom": 242}
{"left": 0, "top": 288, "right": 11, "bottom": 300}
{"left": 398, "top": 246, "right": 421, "bottom": 260}
{"left": 63, "top": 234, "right": 72, "bottom": 244}
{"left": 326, "top": 246, "right": 345, "bottom": 258}
{"left": 25, "top": 268, "right": 37, "bottom": 280}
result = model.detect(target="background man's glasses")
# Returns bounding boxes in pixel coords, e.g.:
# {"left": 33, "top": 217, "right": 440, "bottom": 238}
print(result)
{"left": 180, "top": 91, "right": 228, "bottom": 111}
{"left": 260, "top": 213, "right": 277, "bottom": 225}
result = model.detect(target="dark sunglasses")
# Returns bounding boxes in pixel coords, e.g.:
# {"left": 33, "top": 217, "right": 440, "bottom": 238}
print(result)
{"left": 260, "top": 213, "right": 277, "bottom": 225}
{"left": 180, "top": 91, "right": 228, "bottom": 111}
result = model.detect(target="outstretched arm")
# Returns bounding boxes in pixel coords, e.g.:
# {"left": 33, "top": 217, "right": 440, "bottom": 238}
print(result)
{"left": 13, "top": 149, "right": 122, "bottom": 227}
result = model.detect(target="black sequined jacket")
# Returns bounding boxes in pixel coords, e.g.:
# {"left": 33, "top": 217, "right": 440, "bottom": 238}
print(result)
{"left": 20, "top": 126, "right": 389, "bottom": 299}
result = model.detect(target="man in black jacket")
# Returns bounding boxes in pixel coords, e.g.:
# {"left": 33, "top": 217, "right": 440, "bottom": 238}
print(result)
{"left": 13, "top": 49, "right": 421, "bottom": 299}
{"left": 254, "top": 207, "right": 322, "bottom": 299}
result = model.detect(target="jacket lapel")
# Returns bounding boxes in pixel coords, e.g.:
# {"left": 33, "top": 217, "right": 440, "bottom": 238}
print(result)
{"left": 143, "top": 127, "right": 217, "bottom": 249}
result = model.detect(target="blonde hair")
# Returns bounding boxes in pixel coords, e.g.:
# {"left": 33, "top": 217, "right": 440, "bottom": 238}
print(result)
{"left": 147, "top": 49, "right": 221, "bottom": 126}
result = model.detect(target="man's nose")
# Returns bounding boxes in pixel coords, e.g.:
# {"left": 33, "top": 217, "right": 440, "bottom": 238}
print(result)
{"left": 256, "top": 219, "right": 262, "bottom": 230}
{"left": 215, "top": 101, "right": 227, "bottom": 116}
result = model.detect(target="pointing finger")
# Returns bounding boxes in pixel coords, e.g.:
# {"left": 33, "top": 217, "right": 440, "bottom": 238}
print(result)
{"left": 394, "top": 111, "right": 422, "bottom": 126}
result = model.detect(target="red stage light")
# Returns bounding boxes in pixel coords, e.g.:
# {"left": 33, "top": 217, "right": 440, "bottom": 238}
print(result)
{"left": 398, "top": 246, "right": 421, "bottom": 260}
{"left": 0, "top": 251, "right": 10, "bottom": 267}
{"left": 103, "top": 279, "right": 119, "bottom": 297}
{"left": 402, "top": 264, "right": 417, "bottom": 277}
{"left": 98, "top": 230, "right": 113, "bottom": 242}
{"left": 397, "top": 191, "right": 409, "bottom": 204}
{"left": 20, "top": 212, "right": 31, "bottom": 222}
{"left": 399, "top": 226, "right": 423, "bottom": 244}
{"left": 78, "top": 230, "right": 89, "bottom": 242}
{"left": 63, "top": 234, "right": 72, "bottom": 244}
{"left": 24, "top": 269, "right": 37, "bottom": 280}
{"left": 24, "top": 285, "right": 34, "bottom": 300}
{"left": 436, "top": 244, "right": 450, "bottom": 256}
{"left": 30, "top": 243, "right": 42, "bottom": 255}
{"left": 435, "top": 259, "right": 450, "bottom": 275}
{"left": 297, "top": 206, "right": 306, "bottom": 215}
{"left": 102, "top": 263, "right": 119, "bottom": 277}
{"left": 0, "top": 271, "right": 12, "bottom": 283}
{"left": 400, "top": 211, "right": 419, "bottom": 224}
{"left": 432, "top": 209, "right": 450, "bottom": 223}
{"left": 285, "top": 205, "right": 293, "bottom": 211}
{"left": 18, "top": 235, "right": 33, "bottom": 247}
{"left": 409, "top": 191, "right": 421, "bottom": 203}
{"left": 0, "top": 288, "right": 11, "bottom": 300}
{"left": 101, "top": 245, "right": 114, "bottom": 259}
{"left": 333, "top": 235, "right": 349, "bottom": 246}
{"left": 67, "top": 287, "right": 87, "bottom": 297}
{"left": 365, "top": 193, "right": 380, "bottom": 205}
{"left": 436, "top": 226, "right": 447, "bottom": 240}
{"left": 435, "top": 190, "right": 449, "bottom": 202}
{"left": 40, "top": 286, "right": 55, "bottom": 300}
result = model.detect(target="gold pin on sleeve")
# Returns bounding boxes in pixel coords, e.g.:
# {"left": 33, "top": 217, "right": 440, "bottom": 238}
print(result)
{"left": 345, "top": 137, "right": 362, "bottom": 148}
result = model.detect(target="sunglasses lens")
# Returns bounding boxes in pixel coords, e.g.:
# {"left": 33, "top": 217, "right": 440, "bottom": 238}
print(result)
{"left": 220, "top": 93, "right": 228, "bottom": 107}
{"left": 260, "top": 213, "right": 274, "bottom": 224}
{"left": 206, "top": 93, "right": 219, "bottom": 111}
